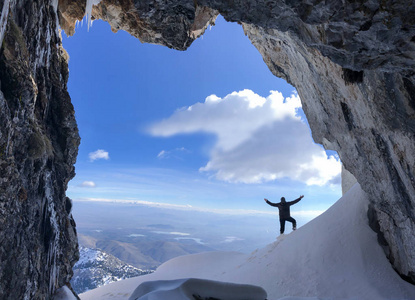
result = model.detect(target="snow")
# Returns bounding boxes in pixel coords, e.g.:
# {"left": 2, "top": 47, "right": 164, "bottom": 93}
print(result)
{"left": 76, "top": 247, "right": 100, "bottom": 266}
{"left": 54, "top": 286, "right": 77, "bottom": 300}
{"left": 129, "top": 278, "right": 267, "bottom": 300}
{"left": 78, "top": 184, "right": 415, "bottom": 300}
{"left": 341, "top": 166, "right": 357, "bottom": 195}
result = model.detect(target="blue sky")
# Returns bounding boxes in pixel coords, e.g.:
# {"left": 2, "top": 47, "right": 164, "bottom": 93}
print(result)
{"left": 63, "top": 16, "right": 341, "bottom": 219}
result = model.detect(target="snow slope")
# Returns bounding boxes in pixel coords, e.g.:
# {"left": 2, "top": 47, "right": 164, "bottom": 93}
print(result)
{"left": 80, "top": 184, "right": 415, "bottom": 299}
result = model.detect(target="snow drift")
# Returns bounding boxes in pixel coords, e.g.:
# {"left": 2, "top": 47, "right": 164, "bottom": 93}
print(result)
{"left": 79, "top": 184, "right": 415, "bottom": 299}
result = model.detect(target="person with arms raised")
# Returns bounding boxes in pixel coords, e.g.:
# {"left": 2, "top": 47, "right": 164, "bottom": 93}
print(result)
{"left": 264, "top": 195, "right": 304, "bottom": 234}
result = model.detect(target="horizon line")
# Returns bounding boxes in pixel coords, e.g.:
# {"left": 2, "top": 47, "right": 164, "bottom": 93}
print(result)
{"left": 72, "top": 197, "right": 325, "bottom": 218}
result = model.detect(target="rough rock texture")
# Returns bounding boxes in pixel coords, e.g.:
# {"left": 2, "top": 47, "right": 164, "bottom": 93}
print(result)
{"left": 242, "top": 22, "right": 415, "bottom": 283}
{"left": 57, "top": 0, "right": 86, "bottom": 36}
{"left": 0, "top": 0, "right": 414, "bottom": 298}
{"left": 0, "top": 0, "right": 79, "bottom": 299}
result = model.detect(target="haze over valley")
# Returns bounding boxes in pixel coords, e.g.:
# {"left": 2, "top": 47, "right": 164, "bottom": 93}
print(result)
{"left": 72, "top": 199, "right": 316, "bottom": 270}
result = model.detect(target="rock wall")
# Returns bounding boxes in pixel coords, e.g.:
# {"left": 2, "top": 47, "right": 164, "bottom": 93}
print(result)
{"left": 0, "top": 0, "right": 414, "bottom": 298}
{"left": 242, "top": 22, "right": 415, "bottom": 282}
{"left": 0, "top": 0, "right": 79, "bottom": 299}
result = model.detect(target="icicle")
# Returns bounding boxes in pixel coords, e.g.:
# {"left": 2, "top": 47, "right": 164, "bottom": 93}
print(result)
{"left": 51, "top": 0, "right": 60, "bottom": 33}
{"left": 85, "top": 0, "right": 103, "bottom": 31}
{"left": 51, "top": 0, "right": 59, "bottom": 12}
{"left": 0, "top": 0, "right": 10, "bottom": 47}
{"left": 85, "top": 0, "right": 93, "bottom": 31}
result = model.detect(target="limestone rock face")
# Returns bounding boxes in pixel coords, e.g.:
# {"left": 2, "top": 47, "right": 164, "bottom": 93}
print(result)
{"left": 242, "top": 23, "right": 415, "bottom": 282}
{"left": 0, "top": 0, "right": 79, "bottom": 299}
{"left": 0, "top": 0, "right": 414, "bottom": 298}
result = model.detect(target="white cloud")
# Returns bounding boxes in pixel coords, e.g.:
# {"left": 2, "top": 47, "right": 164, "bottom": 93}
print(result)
{"left": 157, "top": 150, "right": 167, "bottom": 159}
{"left": 157, "top": 147, "right": 190, "bottom": 160}
{"left": 128, "top": 234, "right": 146, "bottom": 237}
{"left": 152, "top": 231, "right": 190, "bottom": 236}
{"left": 89, "top": 149, "right": 109, "bottom": 162}
{"left": 149, "top": 89, "right": 341, "bottom": 186}
{"left": 222, "top": 236, "right": 244, "bottom": 243}
{"left": 80, "top": 181, "right": 96, "bottom": 188}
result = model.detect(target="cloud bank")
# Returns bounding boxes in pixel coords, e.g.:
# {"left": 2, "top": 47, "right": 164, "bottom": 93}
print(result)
{"left": 149, "top": 90, "right": 341, "bottom": 186}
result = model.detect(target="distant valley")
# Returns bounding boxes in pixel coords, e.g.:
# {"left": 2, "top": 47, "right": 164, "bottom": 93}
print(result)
{"left": 71, "top": 200, "right": 313, "bottom": 293}
{"left": 77, "top": 226, "right": 215, "bottom": 269}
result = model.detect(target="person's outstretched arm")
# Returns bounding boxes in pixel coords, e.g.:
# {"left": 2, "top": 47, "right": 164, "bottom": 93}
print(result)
{"left": 264, "top": 198, "right": 279, "bottom": 207}
{"left": 288, "top": 195, "right": 304, "bottom": 206}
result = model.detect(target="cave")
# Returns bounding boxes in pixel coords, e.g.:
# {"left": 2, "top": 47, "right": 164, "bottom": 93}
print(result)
{"left": 0, "top": 0, "right": 414, "bottom": 299}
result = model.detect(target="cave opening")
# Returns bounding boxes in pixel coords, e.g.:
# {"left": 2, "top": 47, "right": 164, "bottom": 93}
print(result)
{"left": 62, "top": 14, "right": 342, "bottom": 293}
{"left": 3, "top": 1, "right": 415, "bottom": 298}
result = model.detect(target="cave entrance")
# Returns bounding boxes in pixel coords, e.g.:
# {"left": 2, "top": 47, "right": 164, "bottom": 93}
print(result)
{"left": 62, "top": 15, "right": 342, "bottom": 293}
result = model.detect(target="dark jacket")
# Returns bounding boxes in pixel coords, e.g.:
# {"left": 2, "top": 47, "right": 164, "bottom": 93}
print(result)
{"left": 266, "top": 197, "right": 301, "bottom": 219}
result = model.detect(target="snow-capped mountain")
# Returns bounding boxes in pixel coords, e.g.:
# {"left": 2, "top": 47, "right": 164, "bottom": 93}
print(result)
{"left": 71, "top": 247, "right": 153, "bottom": 294}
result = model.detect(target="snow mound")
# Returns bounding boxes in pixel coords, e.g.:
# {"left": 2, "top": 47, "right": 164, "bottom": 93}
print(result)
{"left": 80, "top": 184, "right": 415, "bottom": 300}
{"left": 53, "top": 286, "right": 77, "bottom": 300}
{"left": 129, "top": 278, "right": 267, "bottom": 300}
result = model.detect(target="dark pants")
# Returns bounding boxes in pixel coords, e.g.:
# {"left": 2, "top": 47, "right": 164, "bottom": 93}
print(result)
{"left": 280, "top": 217, "right": 296, "bottom": 234}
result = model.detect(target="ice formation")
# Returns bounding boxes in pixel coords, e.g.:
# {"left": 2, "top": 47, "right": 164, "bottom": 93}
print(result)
{"left": 85, "top": 0, "right": 102, "bottom": 30}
